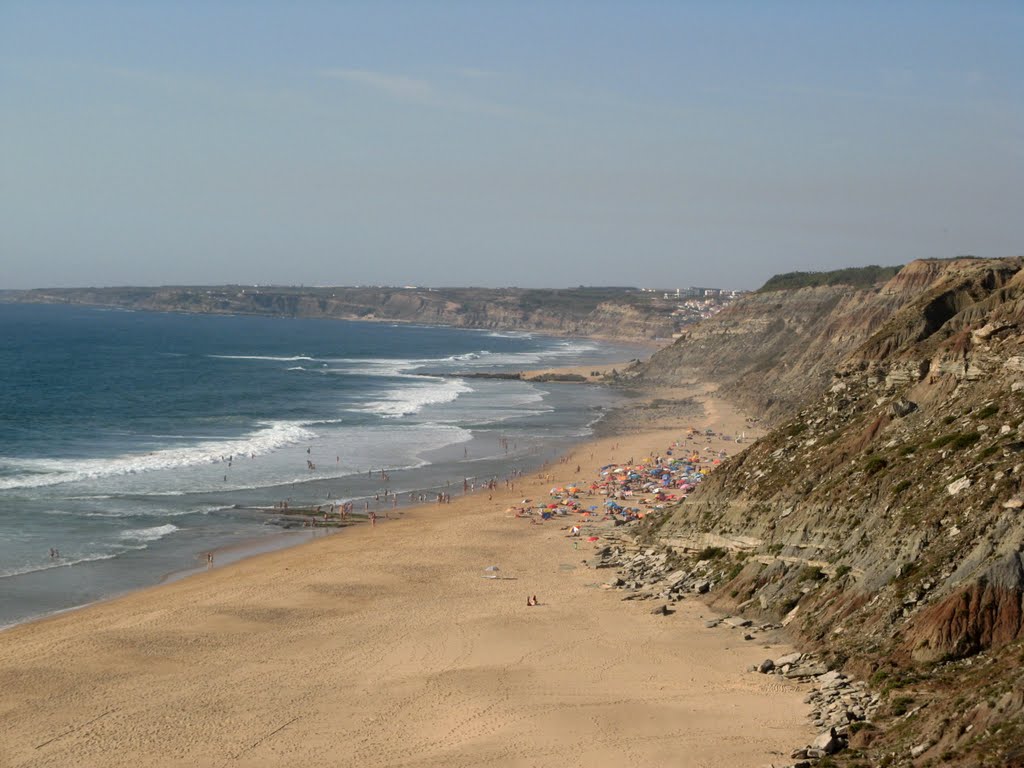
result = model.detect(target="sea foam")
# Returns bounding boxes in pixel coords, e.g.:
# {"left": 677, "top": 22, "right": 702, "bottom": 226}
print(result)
{"left": 0, "top": 421, "right": 316, "bottom": 491}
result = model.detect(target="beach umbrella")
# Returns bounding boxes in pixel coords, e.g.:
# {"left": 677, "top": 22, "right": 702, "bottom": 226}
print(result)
{"left": 483, "top": 565, "right": 500, "bottom": 579}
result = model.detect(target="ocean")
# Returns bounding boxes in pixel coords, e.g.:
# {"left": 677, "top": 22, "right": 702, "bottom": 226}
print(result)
{"left": 0, "top": 303, "right": 645, "bottom": 627}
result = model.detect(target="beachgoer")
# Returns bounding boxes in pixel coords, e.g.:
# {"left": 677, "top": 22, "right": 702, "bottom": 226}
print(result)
{"left": 532, "top": 594, "right": 538, "bottom": 606}
{"left": 207, "top": 552, "right": 214, "bottom": 567}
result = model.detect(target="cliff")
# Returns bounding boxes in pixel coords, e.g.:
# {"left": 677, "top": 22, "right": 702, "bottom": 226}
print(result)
{"left": 632, "top": 258, "right": 1024, "bottom": 765}
{"left": 0, "top": 285, "right": 681, "bottom": 341}
{"left": 637, "top": 265, "right": 910, "bottom": 423}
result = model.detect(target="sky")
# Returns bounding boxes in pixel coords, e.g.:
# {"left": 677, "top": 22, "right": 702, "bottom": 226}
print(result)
{"left": 1, "top": 1, "right": 1021, "bottom": 290}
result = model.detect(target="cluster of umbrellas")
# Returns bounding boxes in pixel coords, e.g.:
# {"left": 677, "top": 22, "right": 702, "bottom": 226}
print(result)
{"left": 538, "top": 441, "right": 720, "bottom": 523}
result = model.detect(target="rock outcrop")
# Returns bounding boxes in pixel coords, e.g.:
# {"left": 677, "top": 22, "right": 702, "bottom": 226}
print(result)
{"left": 632, "top": 257, "right": 1024, "bottom": 765}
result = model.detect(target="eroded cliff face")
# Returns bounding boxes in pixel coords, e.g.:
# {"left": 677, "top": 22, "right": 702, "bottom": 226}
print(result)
{"left": 637, "top": 278, "right": 916, "bottom": 423}
{"left": 636, "top": 258, "right": 1024, "bottom": 765}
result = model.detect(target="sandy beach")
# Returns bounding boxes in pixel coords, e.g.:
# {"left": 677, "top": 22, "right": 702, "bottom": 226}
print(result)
{"left": 0, "top": 383, "right": 812, "bottom": 767}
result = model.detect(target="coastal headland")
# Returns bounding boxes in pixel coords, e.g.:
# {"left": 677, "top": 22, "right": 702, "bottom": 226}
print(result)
{"left": 0, "top": 381, "right": 813, "bottom": 768}
{"left": 0, "top": 285, "right": 702, "bottom": 342}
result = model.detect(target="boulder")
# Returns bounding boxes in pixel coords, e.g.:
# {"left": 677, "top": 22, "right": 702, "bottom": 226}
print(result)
{"left": 723, "top": 616, "right": 753, "bottom": 628}
{"left": 947, "top": 476, "right": 971, "bottom": 496}
{"left": 758, "top": 659, "right": 776, "bottom": 674}
{"left": 817, "top": 670, "right": 846, "bottom": 687}
{"left": 887, "top": 398, "right": 918, "bottom": 418}
{"left": 813, "top": 728, "right": 844, "bottom": 755}
{"left": 785, "top": 664, "right": 829, "bottom": 679}
{"left": 774, "top": 652, "right": 802, "bottom": 666}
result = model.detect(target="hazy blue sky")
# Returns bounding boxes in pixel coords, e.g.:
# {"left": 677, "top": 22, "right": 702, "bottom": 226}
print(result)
{"left": 2, "top": 1, "right": 1021, "bottom": 290}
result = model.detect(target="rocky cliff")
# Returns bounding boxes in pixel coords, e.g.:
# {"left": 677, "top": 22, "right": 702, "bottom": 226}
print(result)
{"left": 632, "top": 258, "right": 1024, "bottom": 766}
{"left": 1, "top": 285, "right": 679, "bottom": 341}
{"left": 638, "top": 267, "right": 914, "bottom": 423}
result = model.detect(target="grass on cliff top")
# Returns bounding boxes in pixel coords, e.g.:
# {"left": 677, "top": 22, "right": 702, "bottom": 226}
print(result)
{"left": 757, "top": 264, "right": 903, "bottom": 293}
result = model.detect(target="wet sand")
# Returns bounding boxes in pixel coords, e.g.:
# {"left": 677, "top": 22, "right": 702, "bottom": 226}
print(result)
{"left": 0, "top": 383, "right": 811, "bottom": 767}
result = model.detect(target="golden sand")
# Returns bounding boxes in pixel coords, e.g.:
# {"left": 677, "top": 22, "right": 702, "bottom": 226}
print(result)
{"left": 0, "top": 385, "right": 811, "bottom": 767}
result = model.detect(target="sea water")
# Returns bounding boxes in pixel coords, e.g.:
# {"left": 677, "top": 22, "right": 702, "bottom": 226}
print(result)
{"left": 0, "top": 303, "right": 646, "bottom": 627}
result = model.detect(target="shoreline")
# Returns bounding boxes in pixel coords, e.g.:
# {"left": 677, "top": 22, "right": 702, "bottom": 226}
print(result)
{"left": 0, "top": 343, "right": 654, "bottom": 632}
{"left": 0, "top": 378, "right": 814, "bottom": 767}
{"left": 0, "top": 360, "right": 645, "bottom": 636}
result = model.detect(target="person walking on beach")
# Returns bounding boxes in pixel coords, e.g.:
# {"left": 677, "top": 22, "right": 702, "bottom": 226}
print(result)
{"left": 207, "top": 552, "right": 214, "bottom": 568}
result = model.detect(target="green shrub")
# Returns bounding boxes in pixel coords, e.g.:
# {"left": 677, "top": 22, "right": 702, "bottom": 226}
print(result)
{"left": 798, "top": 565, "right": 825, "bottom": 582}
{"left": 696, "top": 546, "right": 727, "bottom": 560}
{"left": 864, "top": 455, "right": 888, "bottom": 475}
{"left": 951, "top": 432, "right": 982, "bottom": 450}
{"left": 899, "top": 444, "right": 917, "bottom": 456}
{"left": 980, "top": 443, "right": 1000, "bottom": 459}
{"left": 783, "top": 422, "right": 807, "bottom": 438}
{"left": 870, "top": 669, "right": 890, "bottom": 686}
{"left": 976, "top": 404, "right": 999, "bottom": 419}
{"left": 891, "top": 695, "right": 915, "bottom": 716}
{"left": 893, "top": 479, "right": 912, "bottom": 495}
{"left": 928, "top": 433, "right": 957, "bottom": 449}
{"left": 928, "top": 431, "right": 981, "bottom": 450}
{"left": 834, "top": 564, "right": 852, "bottom": 578}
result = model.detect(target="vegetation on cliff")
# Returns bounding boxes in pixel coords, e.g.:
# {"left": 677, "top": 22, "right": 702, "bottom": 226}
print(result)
{"left": 758, "top": 265, "right": 903, "bottom": 293}
{"left": 631, "top": 257, "right": 1024, "bottom": 766}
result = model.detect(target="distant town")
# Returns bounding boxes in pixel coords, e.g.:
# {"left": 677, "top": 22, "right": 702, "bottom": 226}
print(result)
{"left": 637, "top": 286, "right": 747, "bottom": 335}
